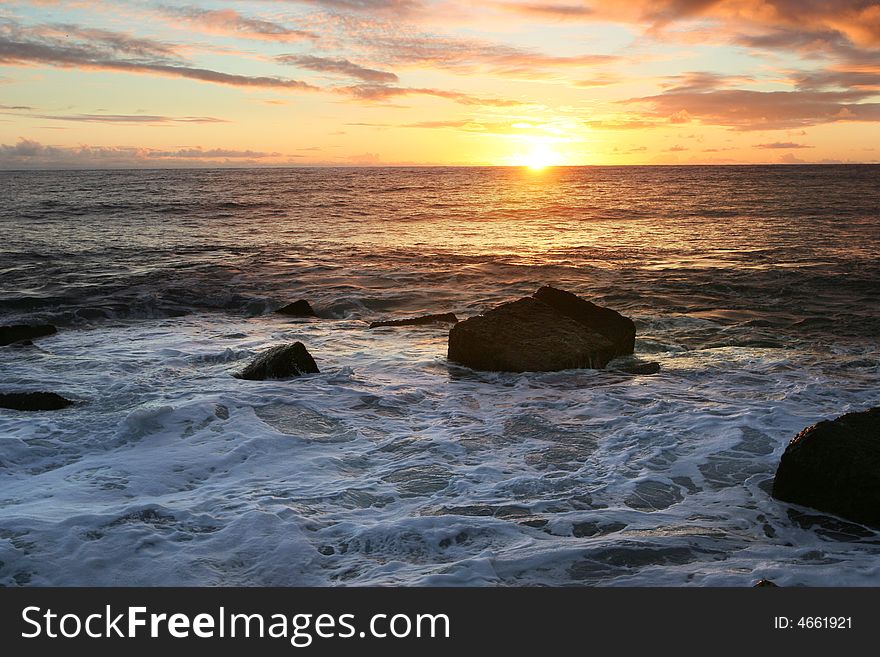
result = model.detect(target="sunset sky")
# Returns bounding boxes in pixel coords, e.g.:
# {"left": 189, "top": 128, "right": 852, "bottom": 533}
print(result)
{"left": 1, "top": 0, "right": 880, "bottom": 167}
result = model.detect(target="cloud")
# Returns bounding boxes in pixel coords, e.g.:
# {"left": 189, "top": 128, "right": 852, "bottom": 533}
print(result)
{"left": 0, "top": 21, "right": 317, "bottom": 91}
{"left": 17, "top": 113, "right": 227, "bottom": 124}
{"left": 278, "top": 54, "right": 398, "bottom": 83}
{"left": 794, "top": 69, "right": 880, "bottom": 92}
{"left": 627, "top": 72, "right": 880, "bottom": 130}
{"left": 295, "top": 0, "right": 425, "bottom": 15}
{"left": 347, "top": 151, "right": 381, "bottom": 164}
{"left": 150, "top": 147, "right": 282, "bottom": 158}
{"left": 780, "top": 152, "right": 807, "bottom": 163}
{"left": 504, "top": 4, "right": 595, "bottom": 19}
{"left": 294, "top": 0, "right": 424, "bottom": 12}
{"left": 348, "top": 118, "right": 534, "bottom": 133}
{"left": 339, "top": 83, "right": 525, "bottom": 106}
{"left": 398, "top": 118, "right": 530, "bottom": 133}
{"left": 42, "top": 23, "right": 180, "bottom": 59}
{"left": 755, "top": 141, "right": 813, "bottom": 148}
{"left": 401, "top": 119, "right": 471, "bottom": 128}
{"left": 585, "top": 118, "right": 661, "bottom": 130}
{"left": 574, "top": 74, "right": 619, "bottom": 87}
{"left": 345, "top": 29, "right": 617, "bottom": 79}
{"left": 0, "top": 138, "right": 286, "bottom": 168}
{"left": 157, "top": 6, "right": 317, "bottom": 42}
{"left": 499, "top": 1, "right": 880, "bottom": 47}
{"left": 662, "top": 71, "right": 754, "bottom": 92}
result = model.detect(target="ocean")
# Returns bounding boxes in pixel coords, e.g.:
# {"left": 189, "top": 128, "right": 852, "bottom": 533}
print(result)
{"left": 1, "top": 165, "right": 878, "bottom": 586}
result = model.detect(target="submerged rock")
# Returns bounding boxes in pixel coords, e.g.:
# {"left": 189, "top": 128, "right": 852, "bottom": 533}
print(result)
{"left": 0, "top": 392, "right": 74, "bottom": 411}
{"left": 615, "top": 360, "right": 661, "bottom": 375}
{"left": 237, "top": 342, "right": 320, "bottom": 381}
{"left": 772, "top": 407, "right": 880, "bottom": 528}
{"left": 447, "top": 287, "right": 636, "bottom": 372}
{"left": 275, "top": 300, "right": 317, "bottom": 317}
{"left": 534, "top": 286, "right": 636, "bottom": 357}
{"left": 0, "top": 324, "right": 57, "bottom": 346}
{"left": 448, "top": 296, "right": 616, "bottom": 372}
{"left": 370, "top": 312, "right": 458, "bottom": 328}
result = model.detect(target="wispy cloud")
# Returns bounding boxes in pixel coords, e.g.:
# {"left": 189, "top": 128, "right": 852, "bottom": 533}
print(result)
{"left": 156, "top": 6, "right": 317, "bottom": 42}
{"left": 278, "top": 54, "right": 398, "bottom": 83}
{"left": 12, "top": 113, "right": 228, "bottom": 124}
{"left": 339, "top": 83, "right": 525, "bottom": 106}
{"left": 755, "top": 141, "right": 813, "bottom": 149}
{"left": 503, "top": 3, "right": 595, "bottom": 19}
{"left": 341, "top": 26, "right": 618, "bottom": 79}
{"left": 295, "top": 0, "right": 425, "bottom": 15}
{"left": 0, "top": 20, "right": 317, "bottom": 91}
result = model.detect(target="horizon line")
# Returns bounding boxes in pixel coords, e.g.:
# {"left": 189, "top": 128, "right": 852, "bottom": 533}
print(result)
{"left": 2, "top": 162, "right": 878, "bottom": 173}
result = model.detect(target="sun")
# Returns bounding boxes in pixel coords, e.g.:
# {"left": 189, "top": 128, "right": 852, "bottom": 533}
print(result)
{"left": 513, "top": 141, "right": 563, "bottom": 170}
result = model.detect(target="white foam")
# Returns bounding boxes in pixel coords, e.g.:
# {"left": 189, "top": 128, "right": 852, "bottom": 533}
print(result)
{"left": 1, "top": 313, "right": 878, "bottom": 586}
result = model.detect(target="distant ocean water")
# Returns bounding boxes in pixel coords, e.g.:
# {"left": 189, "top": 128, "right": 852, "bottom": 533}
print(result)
{"left": 1, "top": 165, "right": 878, "bottom": 586}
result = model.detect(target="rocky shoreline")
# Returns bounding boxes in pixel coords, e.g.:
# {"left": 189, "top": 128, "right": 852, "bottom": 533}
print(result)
{"left": 3, "top": 286, "right": 878, "bottom": 550}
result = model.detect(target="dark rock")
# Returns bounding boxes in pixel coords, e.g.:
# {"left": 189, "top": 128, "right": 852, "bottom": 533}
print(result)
{"left": 237, "top": 342, "right": 320, "bottom": 381}
{"left": 534, "top": 286, "right": 635, "bottom": 357}
{"left": 275, "top": 300, "right": 317, "bottom": 317}
{"left": 771, "top": 407, "right": 880, "bottom": 528}
{"left": 0, "top": 324, "right": 57, "bottom": 346}
{"left": 370, "top": 312, "right": 458, "bottom": 328}
{"left": 447, "top": 287, "right": 638, "bottom": 373}
{"left": 753, "top": 579, "right": 778, "bottom": 587}
{"left": 448, "top": 296, "right": 616, "bottom": 372}
{"left": 616, "top": 360, "right": 661, "bottom": 375}
{"left": 0, "top": 392, "right": 74, "bottom": 411}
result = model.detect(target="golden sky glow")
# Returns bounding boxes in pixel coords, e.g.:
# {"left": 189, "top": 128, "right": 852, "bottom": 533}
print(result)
{"left": 2, "top": 1, "right": 880, "bottom": 167}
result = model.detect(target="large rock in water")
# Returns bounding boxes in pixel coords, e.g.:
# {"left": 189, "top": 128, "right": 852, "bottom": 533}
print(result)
{"left": 275, "top": 300, "right": 317, "bottom": 317}
{"left": 533, "top": 286, "right": 635, "bottom": 357}
{"left": 772, "top": 407, "right": 880, "bottom": 528}
{"left": 237, "top": 342, "right": 319, "bottom": 381}
{"left": 0, "top": 392, "right": 74, "bottom": 411}
{"left": 0, "top": 324, "right": 57, "bottom": 346}
{"left": 448, "top": 295, "right": 624, "bottom": 372}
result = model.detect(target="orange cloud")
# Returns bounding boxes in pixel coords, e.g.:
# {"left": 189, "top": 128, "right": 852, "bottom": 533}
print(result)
{"left": 501, "top": 1, "right": 880, "bottom": 47}
{"left": 156, "top": 6, "right": 317, "bottom": 42}
{"left": 755, "top": 141, "right": 813, "bottom": 148}
{"left": 628, "top": 86, "right": 880, "bottom": 130}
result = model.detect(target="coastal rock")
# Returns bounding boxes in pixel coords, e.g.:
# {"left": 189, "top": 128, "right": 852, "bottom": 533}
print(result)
{"left": 275, "top": 300, "right": 317, "bottom": 317}
{"left": 533, "top": 286, "right": 635, "bottom": 357}
{"left": 0, "top": 324, "right": 57, "bottom": 346}
{"left": 753, "top": 579, "right": 778, "bottom": 587}
{"left": 370, "top": 312, "right": 458, "bottom": 328}
{"left": 448, "top": 296, "right": 617, "bottom": 372}
{"left": 237, "top": 342, "right": 319, "bottom": 381}
{"left": 615, "top": 360, "right": 661, "bottom": 375}
{"left": 771, "top": 407, "right": 880, "bottom": 528}
{"left": 0, "top": 392, "right": 74, "bottom": 411}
